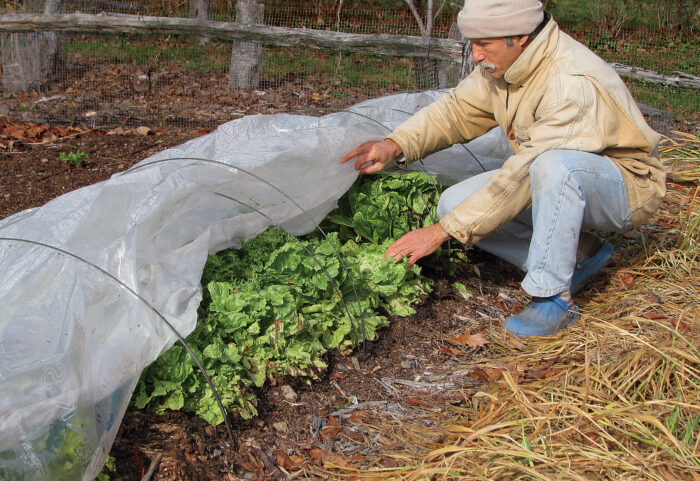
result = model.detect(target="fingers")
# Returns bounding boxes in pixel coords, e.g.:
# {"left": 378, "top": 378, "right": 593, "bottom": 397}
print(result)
{"left": 385, "top": 237, "right": 423, "bottom": 267}
{"left": 384, "top": 225, "right": 450, "bottom": 267}
{"left": 358, "top": 159, "right": 385, "bottom": 175}
{"left": 340, "top": 141, "right": 374, "bottom": 164}
{"left": 340, "top": 140, "right": 396, "bottom": 174}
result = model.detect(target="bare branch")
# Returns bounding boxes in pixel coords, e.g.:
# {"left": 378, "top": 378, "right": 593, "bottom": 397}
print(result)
{"left": 403, "top": 0, "right": 427, "bottom": 37}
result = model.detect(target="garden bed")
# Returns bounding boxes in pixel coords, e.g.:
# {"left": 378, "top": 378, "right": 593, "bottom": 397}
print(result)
{"left": 1, "top": 94, "right": 697, "bottom": 480}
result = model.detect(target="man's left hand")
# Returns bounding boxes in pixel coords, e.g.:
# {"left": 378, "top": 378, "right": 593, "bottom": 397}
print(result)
{"left": 385, "top": 223, "right": 451, "bottom": 267}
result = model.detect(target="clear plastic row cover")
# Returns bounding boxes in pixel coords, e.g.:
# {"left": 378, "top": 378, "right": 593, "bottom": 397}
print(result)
{"left": 0, "top": 91, "right": 509, "bottom": 480}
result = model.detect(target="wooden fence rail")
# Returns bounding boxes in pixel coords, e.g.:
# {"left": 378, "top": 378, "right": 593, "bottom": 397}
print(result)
{"left": 0, "top": 13, "right": 698, "bottom": 90}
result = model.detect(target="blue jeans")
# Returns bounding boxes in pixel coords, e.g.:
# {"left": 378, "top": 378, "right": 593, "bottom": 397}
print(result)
{"left": 436, "top": 150, "right": 634, "bottom": 297}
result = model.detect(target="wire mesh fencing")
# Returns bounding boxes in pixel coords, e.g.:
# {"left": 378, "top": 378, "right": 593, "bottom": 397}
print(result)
{"left": 0, "top": 0, "right": 697, "bottom": 129}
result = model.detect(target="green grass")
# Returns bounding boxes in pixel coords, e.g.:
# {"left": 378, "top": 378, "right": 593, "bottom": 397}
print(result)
{"left": 627, "top": 81, "right": 700, "bottom": 122}
{"left": 262, "top": 47, "right": 415, "bottom": 91}
{"left": 60, "top": 33, "right": 699, "bottom": 121}
{"left": 64, "top": 36, "right": 416, "bottom": 91}
{"left": 64, "top": 35, "right": 231, "bottom": 72}
{"left": 561, "top": 26, "right": 700, "bottom": 77}
{"left": 550, "top": 0, "right": 699, "bottom": 32}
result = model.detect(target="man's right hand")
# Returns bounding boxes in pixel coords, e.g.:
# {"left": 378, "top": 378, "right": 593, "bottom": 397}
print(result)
{"left": 340, "top": 139, "right": 402, "bottom": 175}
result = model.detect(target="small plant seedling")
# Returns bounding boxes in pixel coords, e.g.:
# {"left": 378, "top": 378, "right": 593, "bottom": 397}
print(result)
{"left": 59, "top": 149, "right": 88, "bottom": 167}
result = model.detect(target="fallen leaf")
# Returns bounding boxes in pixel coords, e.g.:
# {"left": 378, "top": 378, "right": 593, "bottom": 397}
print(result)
{"left": 273, "top": 450, "right": 296, "bottom": 470}
{"left": 347, "top": 411, "right": 368, "bottom": 423}
{"left": 377, "top": 437, "right": 400, "bottom": 448}
{"left": 308, "top": 448, "right": 324, "bottom": 465}
{"left": 452, "top": 329, "right": 489, "bottom": 348}
{"left": 611, "top": 271, "right": 635, "bottom": 289}
{"left": 319, "top": 417, "right": 342, "bottom": 440}
{"left": 526, "top": 367, "right": 562, "bottom": 380}
{"left": 641, "top": 311, "right": 666, "bottom": 320}
{"left": 340, "top": 428, "right": 364, "bottom": 442}
{"left": 468, "top": 367, "right": 504, "bottom": 382}
{"left": 669, "top": 318, "right": 690, "bottom": 331}
{"left": 6, "top": 126, "right": 26, "bottom": 140}
{"left": 136, "top": 126, "right": 152, "bottom": 136}
{"left": 272, "top": 421, "right": 288, "bottom": 433}
{"left": 383, "top": 456, "right": 398, "bottom": 467}
{"left": 439, "top": 346, "right": 461, "bottom": 356}
{"left": 107, "top": 126, "right": 127, "bottom": 135}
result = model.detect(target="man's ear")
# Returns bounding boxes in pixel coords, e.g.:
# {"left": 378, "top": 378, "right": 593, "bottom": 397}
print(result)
{"left": 518, "top": 34, "right": 530, "bottom": 48}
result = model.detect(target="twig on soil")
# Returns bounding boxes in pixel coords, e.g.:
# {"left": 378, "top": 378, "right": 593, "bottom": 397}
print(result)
{"left": 36, "top": 167, "right": 70, "bottom": 182}
{"left": 374, "top": 377, "right": 401, "bottom": 396}
{"left": 332, "top": 400, "right": 389, "bottom": 418}
{"left": 33, "top": 95, "right": 67, "bottom": 105}
{"left": 251, "top": 446, "right": 285, "bottom": 480}
{"left": 130, "top": 140, "right": 163, "bottom": 155}
{"left": 26, "top": 127, "right": 103, "bottom": 146}
{"left": 382, "top": 377, "right": 455, "bottom": 391}
{"left": 141, "top": 453, "right": 162, "bottom": 481}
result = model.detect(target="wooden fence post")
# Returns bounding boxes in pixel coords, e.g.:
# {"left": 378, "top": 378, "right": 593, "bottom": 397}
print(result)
{"left": 1, "top": 0, "right": 62, "bottom": 93}
{"left": 190, "top": 0, "right": 211, "bottom": 45}
{"left": 228, "top": 0, "right": 264, "bottom": 90}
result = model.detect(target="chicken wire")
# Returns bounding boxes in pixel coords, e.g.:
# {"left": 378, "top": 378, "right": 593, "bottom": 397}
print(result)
{"left": 0, "top": 1, "right": 697, "bottom": 128}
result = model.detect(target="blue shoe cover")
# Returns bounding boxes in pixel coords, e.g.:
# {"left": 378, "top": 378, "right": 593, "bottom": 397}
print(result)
{"left": 571, "top": 242, "right": 614, "bottom": 293}
{"left": 503, "top": 295, "right": 579, "bottom": 337}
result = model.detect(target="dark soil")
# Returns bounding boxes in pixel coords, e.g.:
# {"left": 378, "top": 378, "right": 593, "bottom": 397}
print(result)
{"left": 0, "top": 85, "right": 678, "bottom": 481}
{"left": 0, "top": 99, "right": 527, "bottom": 480}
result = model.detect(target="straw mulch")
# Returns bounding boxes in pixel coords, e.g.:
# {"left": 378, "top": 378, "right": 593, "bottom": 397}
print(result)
{"left": 322, "top": 132, "right": 700, "bottom": 481}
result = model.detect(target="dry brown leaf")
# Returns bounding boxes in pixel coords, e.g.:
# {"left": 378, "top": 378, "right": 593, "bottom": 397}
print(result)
{"left": 452, "top": 329, "right": 489, "bottom": 348}
{"left": 468, "top": 367, "right": 504, "bottom": 382}
{"left": 377, "top": 437, "right": 401, "bottom": 449}
{"left": 611, "top": 271, "right": 635, "bottom": 289}
{"left": 340, "top": 428, "right": 364, "bottom": 442}
{"left": 273, "top": 450, "right": 297, "bottom": 470}
{"left": 308, "top": 448, "right": 324, "bottom": 465}
{"left": 383, "top": 456, "right": 399, "bottom": 467}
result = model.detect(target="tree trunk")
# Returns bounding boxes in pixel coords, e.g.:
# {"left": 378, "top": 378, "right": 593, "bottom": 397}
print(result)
{"left": 228, "top": 0, "right": 264, "bottom": 90}
{"left": 1, "top": 0, "right": 62, "bottom": 93}
{"left": 190, "top": 0, "right": 211, "bottom": 45}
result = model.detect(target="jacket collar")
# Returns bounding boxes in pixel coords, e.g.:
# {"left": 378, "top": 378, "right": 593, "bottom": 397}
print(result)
{"left": 503, "top": 16, "right": 558, "bottom": 87}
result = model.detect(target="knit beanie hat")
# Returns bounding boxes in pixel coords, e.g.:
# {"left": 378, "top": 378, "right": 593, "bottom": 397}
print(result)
{"left": 457, "top": 0, "right": 544, "bottom": 39}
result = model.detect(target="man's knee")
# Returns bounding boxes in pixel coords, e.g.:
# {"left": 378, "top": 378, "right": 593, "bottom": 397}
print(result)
{"left": 437, "top": 171, "right": 495, "bottom": 218}
{"left": 529, "top": 150, "right": 572, "bottom": 189}
{"left": 437, "top": 186, "right": 464, "bottom": 218}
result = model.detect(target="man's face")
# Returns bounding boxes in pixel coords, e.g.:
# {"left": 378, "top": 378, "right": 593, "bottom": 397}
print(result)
{"left": 470, "top": 36, "right": 528, "bottom": 79}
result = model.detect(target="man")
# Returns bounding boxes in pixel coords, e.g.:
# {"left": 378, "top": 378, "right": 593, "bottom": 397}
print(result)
{"left": 340, "top": 0, "right": 665, "bottom": 337}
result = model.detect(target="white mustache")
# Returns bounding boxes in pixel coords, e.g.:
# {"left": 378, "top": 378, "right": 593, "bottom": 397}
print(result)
{"left": 478, "top": 61, "right": 497, "bottom": 70}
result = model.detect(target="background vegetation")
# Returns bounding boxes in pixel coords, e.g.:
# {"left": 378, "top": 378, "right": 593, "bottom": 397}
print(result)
{"left": 1, "top": 0, "right": 697, "bottom": 123}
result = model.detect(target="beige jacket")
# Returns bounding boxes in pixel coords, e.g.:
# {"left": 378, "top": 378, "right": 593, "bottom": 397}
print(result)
{"left": 387, "top": 17, "right": 666, "bottom": 245}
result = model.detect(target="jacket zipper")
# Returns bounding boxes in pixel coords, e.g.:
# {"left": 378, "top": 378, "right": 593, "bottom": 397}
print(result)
{"left": 505, "top": 84, "right": 510, "bottom": 111}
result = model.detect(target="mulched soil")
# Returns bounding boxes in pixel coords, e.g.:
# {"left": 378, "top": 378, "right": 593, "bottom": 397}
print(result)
{"left": 0, "top": 84, "right": 685, "bottom": 480}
